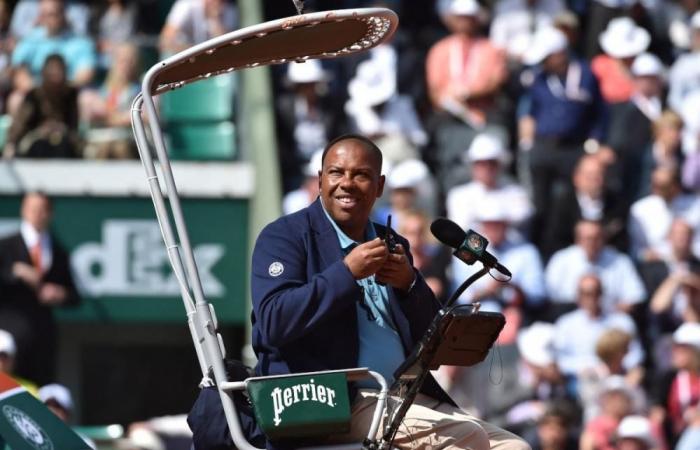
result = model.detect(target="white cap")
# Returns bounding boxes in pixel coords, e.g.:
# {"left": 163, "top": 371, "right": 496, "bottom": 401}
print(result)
{"left": 673, "top": 322, "right": 700, "bottom": 350}
{"left": 599, "top": 375, "right": 634, "bottom": 399}
{"left": 599, "top": 17, "right": 650, "bottom": 59}
{"left": 692, "top": 11, "right": 700, "bottom": 29}
{"left": 0, "top": 329, "right": 16, "bottom": 356}
{"left": 523, "top": 26, "right": 568, "bottom": 66}
{"left": 447, "top": 0, "right": 480, "bottom": 16}
{"left": 631, "top": 52, "right": 665, "bottom": 77}
{"left": 39, "top": 384, "right": 74, "bottom": 412}
{"left": 387, "top": 159, "right": 429, "bottom": 189}
{"left": 304, "top": 149, "right": 323, "bottom": 177}
{"left": 517, "top": 322, "right": 556, "bottom": 366}
{"left": 466, "top": 133, "right": 510, "bottom": 163}
{"left": 286, "top": 60, "right": 328, "bottom": 84}
{"left": 617, "top": 415, "right": 655, "bottom": 447}
{"left": 348, "top": 60, "right": 396, "bottom": 107}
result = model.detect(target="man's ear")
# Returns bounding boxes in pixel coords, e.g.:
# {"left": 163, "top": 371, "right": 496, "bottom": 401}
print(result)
{"left": 377, "top": 174, "right": 385, "bottom": 198}
{"left": 318, "top": 171, "right": 322, "bottom": 192}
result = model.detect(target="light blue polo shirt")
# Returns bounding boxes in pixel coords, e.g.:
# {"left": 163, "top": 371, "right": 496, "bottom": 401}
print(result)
{"left": 321, "top": 204, "right": 405, "bottom": 386}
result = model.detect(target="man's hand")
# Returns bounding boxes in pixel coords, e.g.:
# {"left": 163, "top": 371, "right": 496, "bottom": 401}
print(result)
{"left": 344, "top": 238, "right": 388, "bottom": 280}
{"left": 38, "top": 283, "right": 67, "bottom": 305}
{"left": 12, "top": 262, "right": 41, "bottom": 289}
{"left": 375, "top": 244, "right": 415, "bottom": 291}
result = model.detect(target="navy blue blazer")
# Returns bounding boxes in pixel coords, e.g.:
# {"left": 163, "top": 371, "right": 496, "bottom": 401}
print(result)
{"left": 251, "top": 198, "right": 442, "bottom": 388}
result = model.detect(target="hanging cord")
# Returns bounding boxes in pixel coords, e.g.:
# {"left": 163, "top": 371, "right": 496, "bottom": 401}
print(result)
{"left": 292, "top": 0, "right": 304, "bottom": 15}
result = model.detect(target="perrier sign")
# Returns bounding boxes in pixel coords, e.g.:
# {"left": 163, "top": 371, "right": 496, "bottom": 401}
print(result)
{"left": 247, "top": 372, "right": 351, "bottom": 440}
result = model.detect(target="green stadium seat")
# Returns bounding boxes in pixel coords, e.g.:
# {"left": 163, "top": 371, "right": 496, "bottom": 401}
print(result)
{"left": 160, "top": 74, "right": 236, "bottom": 123}
{"left": 168, "top": 121, "right": 236, "bottom": 160}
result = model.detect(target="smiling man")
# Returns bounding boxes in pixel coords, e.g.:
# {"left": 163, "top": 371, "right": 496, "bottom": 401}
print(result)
{"left": 241, "top": 134, "right": 529, "bottom": 450}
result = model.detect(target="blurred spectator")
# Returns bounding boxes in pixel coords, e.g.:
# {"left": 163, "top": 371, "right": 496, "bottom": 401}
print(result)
{"left": 607, "top": 52, "right": 666, "bottom": 205}
{"left": 546, "top": 220, "right": 646, "bottom": 314}
{"left": 677, "top": 408, "right": 700, "bottom": 450}
{"left": 452, "top": 204, "right": 547, "bottom": 340}
{"left": 282, "top": 149, "right": 321, "bottom": 215}
{"left": 580, "top": 375, "right": 644, "bottom": 450}
{"left": 446, "top": 133, "right": 533, "bottom": 234}
{"left": 628, "top": 166, "right": 700, "bottom": 263}
{"left": 276, "top": 60, "right": 344, "bottom": 192}
{"left": 489, "top": 0, "right": 566, "bottom": 63}
{"left": 345, "top": 56, "right": 427, "bottom": 165}
{"left": 5, "top": 64, "right": 34, "bottom": 117}
{"left": 553, "top": 275, "right": 644, "bottom": 383}
{"left": 79, "top": 43, "right": 140, "bottom": 159}
{"left": 95, "top": 0, "right": 137, "bottom": 67}
{"left": 159, "top": 0, "right": 237, "bottom": 55}
{"left": 373, "top": 159, "right": 432, "bottom": 228}
{"left": 39, "top": 383, "right": 97, "bottom": 449}
{"left": 0, "top": 0, "right": 13, "bottom": 112}
{"left": 592, "top": 17, "right": 651, "bottom": 104}
{"left": 11, "top": 0, "right": 96, "bottom": 87}
{"left": 542, "top": 155, "right": 627, "bottom": 260}
{"left": 664, "top": 0, "right": 700, "bottom": 53}
{"left": 0, "top": 328, "right": 38, "bottom": 394}
{"left": 4, "top": 54, "right": 80, "bottom": 158}
{"left": 668, "top": 11, "right": 700, "bottom": 112}
{"left": 519, "top": 26, "right": 609, "bottom": 244}
{"left": 613, "top": 415, "right": 659, "bottom": 450}
{"left": 10, "top": 0, "right": 89, "bottom": 38}
{"left": 651, "top": 322, "right": 700, "bottom": 447}
{"left": 426, "top": 0, "right": 507, "bottom": 127}
{"left": 0, "top": 192, "right": 80, "bottom": 384}
{"left": 582, "top": 0, "right": 628, "bottom": 58}
{"left": 397, "top": 209, "right": 452, "bottom": 303}
{"left": 524, "top": 402, "right": 579, "bottom": 450}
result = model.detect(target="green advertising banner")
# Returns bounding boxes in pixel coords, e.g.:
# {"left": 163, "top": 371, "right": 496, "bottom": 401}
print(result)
{"left": 0, "top": 196, "right": 249, "bottom": 324}
{"left": 0, "top": 374, "right": 92, "bottom": 450}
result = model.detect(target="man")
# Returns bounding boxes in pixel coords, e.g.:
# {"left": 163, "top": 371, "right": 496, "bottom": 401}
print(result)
{"left": 0, "top": 192, "right": 80, "bottom": 385}
{"left": 668, "top": 11, "right": 700, "bottom": 113}
{"left": 249, "top": 135, "right": 528, "bottom": 449}
{"left": 11, "top": 0, "right": 96, "bottom": 87}
{"left": 545, "top": 220, "right": 646, "bottom": 315}
{"left": 159, "top": 0, "right": 237, "bottom": 55}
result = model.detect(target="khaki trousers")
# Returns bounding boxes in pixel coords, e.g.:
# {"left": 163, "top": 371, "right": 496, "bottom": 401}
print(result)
{"left": 329, "top": 390, "right": 530, "bottom": 450}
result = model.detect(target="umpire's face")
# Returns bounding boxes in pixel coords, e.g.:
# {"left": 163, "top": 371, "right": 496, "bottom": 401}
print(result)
{"left": 319, "top": 139, "right": 384, "bottom": 240}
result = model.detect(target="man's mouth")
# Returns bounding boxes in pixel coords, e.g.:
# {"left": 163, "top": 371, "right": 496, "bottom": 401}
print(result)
{"left": 335, "top": 196, "right": 358, "bottom": 207}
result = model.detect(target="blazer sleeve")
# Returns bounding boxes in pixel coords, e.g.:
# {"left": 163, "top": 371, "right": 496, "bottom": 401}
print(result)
{"left": 251, "top": 219, "right": 362, "bottom": 348}
{"left": 50, "top": 244, "right": 81, "bottom": 307}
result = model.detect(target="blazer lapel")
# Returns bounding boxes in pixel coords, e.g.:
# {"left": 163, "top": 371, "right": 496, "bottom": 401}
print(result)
{"left": 308, "top": 199, "right": 345, "bottom": 269}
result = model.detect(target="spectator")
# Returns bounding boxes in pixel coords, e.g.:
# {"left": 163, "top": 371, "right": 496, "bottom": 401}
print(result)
{"left": 592, "top": 17, "right": 651, "bottom": 104}
{"left": 582, "top": 0, "right": 628, "bottom": 58}
{"left": 426, "top": 0, "right": 507, "bottom": 127}
{"left": 79, "top": 43, "right": 140, "bottom": 159}
{"left": 39, "top": 383, "right": 97, "bottom": 449}
{"left": 614, "top": 415, "right": 659, "bottom": 450}
{"left": 542, "top": 155, "right": 627, "bottom": 259}
{"left": 159, "top": 0, "right": 237, "bottom": 55}
{"left": 628, "top": 166, "right": 700, "bottom": 263}
{"left": 677, "top": 89, "right": 700, "bottom": 192}
{"left": 651, "top": 322, "right": 700, "bottom": 447}
{"left": 489, "top": 0, "right": 565, "bottom": 63}
{"left": 95, "top": 0, "right": 137, "bottom": 67}
{"left": 345, "top": 58, "right": 427, "bottom": 165}
{"left": 668, "top": 11, "right": 700, "bottom": 112}
{"left": 452, "top": 204, "right": 547, "bottom": 339}
{"left": 607, "top": 52, "right": 666, "bottom": 205}
{"left": 524, "top": 402, "right": 579, "bottom": 450}
{"left": 4, "top": 55, "right": 80, "bottom": 158}
{"left": 0, "top": 0, "right": 14, "bottom": 113}
{"left": 446, "top": 132, "right": 533, "bottom": 234}
{"left": 580, "top": 375, "right": 643, "bottom": 450}
{"left": 553, "top": 275, "right": 644, "bottom": 382}
{"left": 519, "top": 26, "right": 609, "bottom": 243}
{"left": 373, "top": 159, "right": 433, "bottom": 228}
{"left": 0, "top": 328, "right": 38, "bottom": 394}
{"left": 275, "top": 60, "right": 344, "bottom": 192}
{"left": 547, "top": 218, "right": 647, "bottom": 315}
{"left": 397, "top": 209, "right": 452, "bottom": 303}
{"left": 11, "top": 0, "right": 96, "bottom": 87}
{"left": 282, "top": 149, "right": 322, "bottom": 215}
{"left": 10, "top": 0, "right": 89, "bottom": 39}
{"left": 0, "top": 192, "right": 80, "bottom": 384}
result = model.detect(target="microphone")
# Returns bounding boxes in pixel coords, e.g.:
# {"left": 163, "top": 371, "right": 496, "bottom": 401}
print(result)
{"left": 430, "top": 217, "right": 512, "bottom": 277}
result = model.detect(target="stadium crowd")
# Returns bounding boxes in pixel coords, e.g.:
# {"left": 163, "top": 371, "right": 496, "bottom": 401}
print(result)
{"left": 0, "top": 0, "right": 699, "bottom": 449}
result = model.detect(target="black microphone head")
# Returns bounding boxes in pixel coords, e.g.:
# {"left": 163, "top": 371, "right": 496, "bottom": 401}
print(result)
{"left": 430, "top": 218, "right": 466, "bottom": 248}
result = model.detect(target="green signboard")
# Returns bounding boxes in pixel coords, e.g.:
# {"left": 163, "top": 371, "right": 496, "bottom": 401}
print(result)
{"left": 0, "top": 196, "right": 249, "bottom": 324}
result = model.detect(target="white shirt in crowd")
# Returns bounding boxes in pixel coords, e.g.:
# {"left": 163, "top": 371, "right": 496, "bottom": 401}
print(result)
{"left": 446, "top": 181, "right": 534, "bottom": 233}
{"left": 490, "top": 0, "right": 564, "bottom": 59}
{"left": 554, "top": 308, "right": 644, "bottom": 376}
{"left": 668, "top": 53, "right": 700, "bottom": 113}
{"left": 165, "top": 0, "right": 237, "bottom": 46}
{"left": 545, "top": 245, "right": 646, "bottom": 312}
{"left": 345, "top": 95, "right": 428, "bottom": 149}
{"left": 629, "top": 193, "right": 700, "bottom": 261}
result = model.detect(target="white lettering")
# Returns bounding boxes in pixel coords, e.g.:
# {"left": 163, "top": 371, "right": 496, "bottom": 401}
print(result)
{"left": 283, "top": 389, "right": 293, "bottom": 407}
{"left": 268, "top": 381, "right": 340, "bottom": 427}
{"left": 317, "top": 386, "right": 326, "bottom": 404}
{"left": 292, "top": 385, "right": 301, "bottom": 403}
{"left": 327, "top": 388, "right": 336, "bottom": 407}
{"left": 271, "top": 388, "right": 283, "bottom": 426}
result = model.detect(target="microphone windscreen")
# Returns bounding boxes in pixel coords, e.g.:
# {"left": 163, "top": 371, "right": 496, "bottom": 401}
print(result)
{"left": 430, "top": 218, "right": 466, "bottom": 248}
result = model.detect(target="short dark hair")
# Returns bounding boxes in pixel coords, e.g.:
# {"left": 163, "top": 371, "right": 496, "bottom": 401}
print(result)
{"left": 321, "top": 134, "right": 383, "bottom": 171}
{"left": 22, "top": 191, "right": 52, "bottom": 210}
